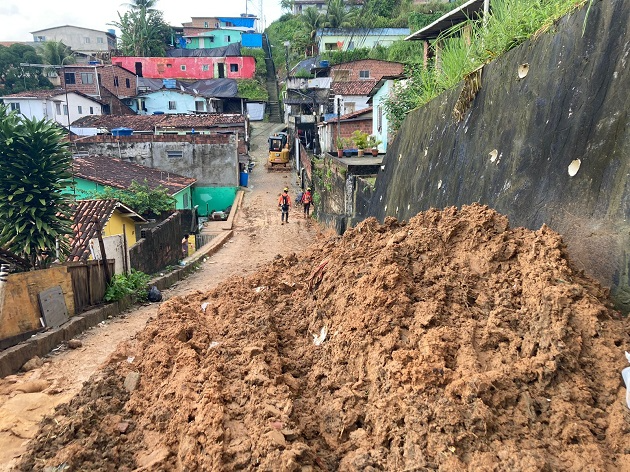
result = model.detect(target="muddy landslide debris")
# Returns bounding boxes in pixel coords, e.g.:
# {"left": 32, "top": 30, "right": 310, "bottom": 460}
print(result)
{"left": 17, "top": 204, "right": 630, "bottom": 471}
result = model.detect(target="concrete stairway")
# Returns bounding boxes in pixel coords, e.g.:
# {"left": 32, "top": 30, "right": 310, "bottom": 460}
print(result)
{"left": 263, "top": 34, "right": 283, "bottom": 124}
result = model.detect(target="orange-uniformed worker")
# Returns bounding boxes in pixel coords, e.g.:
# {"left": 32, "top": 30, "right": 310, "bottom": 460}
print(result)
{"left": 278, "top": 188, "right": 292, "bottom": 224}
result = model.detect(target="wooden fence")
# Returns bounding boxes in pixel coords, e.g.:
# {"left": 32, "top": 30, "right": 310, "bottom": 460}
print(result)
{"left": 66, "top": 260, "right": 115, "bottom": 314}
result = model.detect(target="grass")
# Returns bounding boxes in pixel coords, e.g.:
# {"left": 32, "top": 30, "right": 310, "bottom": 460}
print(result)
{"left": 383, "top": 0, "right": 588, "bottom": 131}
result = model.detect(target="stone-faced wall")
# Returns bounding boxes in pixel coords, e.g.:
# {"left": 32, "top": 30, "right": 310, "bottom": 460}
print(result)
{"left": 366, "top": 0, "right": 630, "bottom": 311}
{"left": 130, "top": 212, "right": 183, "bottom": 275}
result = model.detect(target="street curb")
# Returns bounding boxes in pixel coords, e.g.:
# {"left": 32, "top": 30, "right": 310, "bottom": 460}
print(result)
{"left": 222, "top": 190, "right": 244, "bottom": 231}
{"left": 0, "top": 230, "right": 234, "bottom": 379}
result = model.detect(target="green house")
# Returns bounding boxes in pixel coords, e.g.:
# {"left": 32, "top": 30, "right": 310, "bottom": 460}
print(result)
{"left": 69, "top": 155, "right": 196, "bottom": 210}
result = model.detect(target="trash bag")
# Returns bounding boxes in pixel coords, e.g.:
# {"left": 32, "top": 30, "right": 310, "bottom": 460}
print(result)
{"left": 147, "top": 286, "right": 162, "bottom": 302}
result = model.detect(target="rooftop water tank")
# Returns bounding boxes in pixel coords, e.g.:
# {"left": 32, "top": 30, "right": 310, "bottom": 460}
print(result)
{"left": 111, "top": 127, "right": 133, "bottom": 136}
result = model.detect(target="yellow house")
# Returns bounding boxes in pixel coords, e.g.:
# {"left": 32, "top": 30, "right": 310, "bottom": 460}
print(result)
{"left": 69, "top": 199, "right": 146, "bottom": 262}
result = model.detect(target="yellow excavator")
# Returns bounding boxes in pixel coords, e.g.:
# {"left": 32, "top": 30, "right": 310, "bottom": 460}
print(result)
{"left": 268, "top": 132, "right": 290, "bottom": 167}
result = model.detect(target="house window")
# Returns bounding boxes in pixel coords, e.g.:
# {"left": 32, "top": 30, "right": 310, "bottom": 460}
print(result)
{"left": 78, "top": 106, "right": 83, "bottom": 114}
{"left": 166, "top": 150, "right": 183, "bottom": 158}
{"left": 183, "top": 193, "right": 189, "bottom": 208}
{"left": 230, "top": 64, "right": 239, "bottom": 73}
{"left": 195, "top": 100, "right": 205, "bottom": 112}
{"left": 34, "top": 35, "right": 46, "bottom": 42}
{"left": 166, "top": 63, "right": 172, "bottom": 68}
{"left": 168, "top": 101, "right": 177, "bottom": 110}
{"left": 81, "top": 72, "right": 94, "bottom": 84}
{"left": 10, "top": 103, "right": 20, "bottom": 112}
{"left": 348, "top": 41, "right": 355, "bottom": 50}
{"left": 208, "top": 36, "right": 214, "bottom": 43}
{"left": 126, "top": 78, "right": 130, "bottom": 88}
{"left": 344, "top": 102, "right": 356, "bottom": 114}
{"left": 359, "top": 70, "right": 370, "bottom": 79}
{"left": 377, "top": 105, "right": 383, "bottom": 132}
{"left": 64, "top": 72, "right": 76, "bottom": 84}
{"left": 97, "top": 37, "right": 104, "bottom": 44}
{"left": 204, "top": 21, "right": 208, "bottom": 27}
{"left": 90, "top": 106, "right": 94, "bottom": 114}
{"left": 325, "top": 43, "right": 337, "bottom": 51}
{"left": 114, "top": 76, "right": 119, "bottom": 86}
{"left": 63, "top": 104, "right": 68, "bottom": 115}
{"left": 202, "top": 64, "right": 209, "bottom": 71}
{"left": 225, "top": 35, "right": 231, "bottom": 42}
{"left": 180, "top": 65, "right": 186, "bottom": 71}
{"left": 84, "top": 37, "right": 91, "bottom": 43}
{"left": 55, "top": 103, "right": 61, "bottom": 114}
{"left": 97, "top": 73, "right": 101, "bottom": 84}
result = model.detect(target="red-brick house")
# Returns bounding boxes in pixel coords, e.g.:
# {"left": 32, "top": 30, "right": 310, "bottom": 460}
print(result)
{"left": 60, "top": 64, "right": 137, "bottom": 115}
{"left": 330, "top": 59, "right": 404, "bottom": 83}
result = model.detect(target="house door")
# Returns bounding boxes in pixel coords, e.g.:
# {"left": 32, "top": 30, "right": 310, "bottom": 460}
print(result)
{"left": 217, "top": 63, "right": 225, "bottom": 78}
{"left": 135, "top": 62, "right": 143, "bottom": 77}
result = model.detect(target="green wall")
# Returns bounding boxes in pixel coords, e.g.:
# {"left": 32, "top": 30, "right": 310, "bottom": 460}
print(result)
{"left": 193, "top": 186, "right": 237, "bottom": 216}
{"left": 68, "top": 178, "right": 193, "bottom": 211}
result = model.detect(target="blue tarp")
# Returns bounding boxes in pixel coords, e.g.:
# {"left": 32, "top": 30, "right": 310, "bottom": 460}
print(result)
{"left": 242, "top": 33, "right": 263, "bottom": 48}
{"left": 218, "top": 17, "right": 255, "bottom": 28}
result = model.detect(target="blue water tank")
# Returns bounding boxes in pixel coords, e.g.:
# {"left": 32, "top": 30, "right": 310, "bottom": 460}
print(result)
{"left": 319, "top": 60, "right": 329, "bottom": 68}
{"left": 111, "top": 127, "right": 133, "bottom": 136}
{"left": 162, "top": 79, "right": 177, "bottom": 89}
{"left": 153, "top": 111, "right": 165, "bottom": 115}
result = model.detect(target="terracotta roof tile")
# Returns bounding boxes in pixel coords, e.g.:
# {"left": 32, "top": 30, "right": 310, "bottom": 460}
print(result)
{"left": 72, "top": 155, "right": 196, "bottom": 196}
{"left": 70, "top": 114, "right": 166, "bottom": 131}
{"left": 70, "top": 113, "right": 246, "bottom": 130}
{"left": 69, "top": 199, "right": 145, "bottom": 261}
{"left": 331, "top": 80, "right": 377, "bottom": 96}
{"left": 158, "top": 114, "right": 245, "bottom": 128}
{"left": 326, "top": 106, "right": 373, "bottom": 124}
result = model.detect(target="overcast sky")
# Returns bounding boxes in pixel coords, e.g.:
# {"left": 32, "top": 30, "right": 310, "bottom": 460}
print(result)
{"left": 1, "top": 0, "right": 284, "bottom": 42}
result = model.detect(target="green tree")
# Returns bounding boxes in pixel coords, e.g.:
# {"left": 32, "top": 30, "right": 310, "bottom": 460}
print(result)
{"left": 301, "top": 7, "right": 323, "bottom": 41}
{"left": 37, "top": 40, "right": 76, "bottom": 67}
{"left": 85, "top": 180, "right": 176, "bottom": 216}
{"left": 325, "top": 0, "right": 357, "bottom": 28}
{"left": 0, "top": 105, "right": 73, "bottom": 268}
{"left": 0, "top": 44, "right": 52, "bottom": 96}
{"left": 110, "top": 2, "right": 172, "bottom": 56}
{"left": 280, "top": 0, "right": 295, "bottom": 13}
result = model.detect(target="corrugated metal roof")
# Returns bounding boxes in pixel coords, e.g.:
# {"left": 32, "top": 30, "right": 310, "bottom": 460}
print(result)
{"left": 406, "top": 0, "right": 485, "bottom": 41}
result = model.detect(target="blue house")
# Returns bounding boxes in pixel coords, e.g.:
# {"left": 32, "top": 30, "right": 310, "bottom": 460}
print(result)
{"left": 127, "top": 78, "right": 239, "bottom": 115}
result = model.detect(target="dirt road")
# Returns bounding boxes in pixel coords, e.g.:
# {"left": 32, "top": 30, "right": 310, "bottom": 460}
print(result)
{"left": 0, "top": 122, "right": 323, "bottom": 470}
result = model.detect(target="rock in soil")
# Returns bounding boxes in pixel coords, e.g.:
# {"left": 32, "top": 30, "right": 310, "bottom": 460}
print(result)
{"left": 16, "top": 205, "right": 630, "bottom": 471}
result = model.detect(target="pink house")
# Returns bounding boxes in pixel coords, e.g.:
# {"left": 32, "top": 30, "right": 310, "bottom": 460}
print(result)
{"left": 111, "top": 56, "right": 256, "bottom": 80}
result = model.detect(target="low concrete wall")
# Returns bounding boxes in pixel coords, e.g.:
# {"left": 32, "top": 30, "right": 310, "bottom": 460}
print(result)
{"left": 0, "top": 231, "right": 233, "bottom": 378}
{"left": 0, "top": 267, "right": 74, "bottom": 341}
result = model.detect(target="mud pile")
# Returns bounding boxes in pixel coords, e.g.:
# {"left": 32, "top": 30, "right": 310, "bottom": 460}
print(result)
{"left": 18, "top": 205, "right": 630, "bottom": 471}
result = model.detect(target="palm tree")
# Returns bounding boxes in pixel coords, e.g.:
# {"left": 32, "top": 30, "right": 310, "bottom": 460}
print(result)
{"left": 301, "top": 7, "right": 323, "bottom": 41}
{"left": 124, "top": 0, "right": 158, "bottom": 11}
{"left": 325, "top": 0, "right": 356, "bottom": 28}
{"left": 38, "top": 41, "right": 75, "bottom": 67}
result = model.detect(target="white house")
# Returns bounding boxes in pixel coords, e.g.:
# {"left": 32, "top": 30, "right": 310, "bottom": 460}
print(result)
{"left": 1, "top": 89, "right": 104, "bottom": 127}
{"left": 31, "top": 25, "right": 116, "bottom": 61}
{"left": 368, "top": 77, "right": 403, "bottom": 153}
{"left": 331, "top": 81, "right": 374, "bottom": 115}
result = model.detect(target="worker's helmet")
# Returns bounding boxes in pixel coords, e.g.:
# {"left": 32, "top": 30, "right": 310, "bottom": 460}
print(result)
{"left": 283, "top": 187, "right": 289, "bottom": 192}
{"left": 307, "top": 187, "right": 311, "bottom": 191}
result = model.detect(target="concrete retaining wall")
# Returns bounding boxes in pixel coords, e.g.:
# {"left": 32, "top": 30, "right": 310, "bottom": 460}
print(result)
{"left": 362, "top": 0, "right": 630, "bottom": 311}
